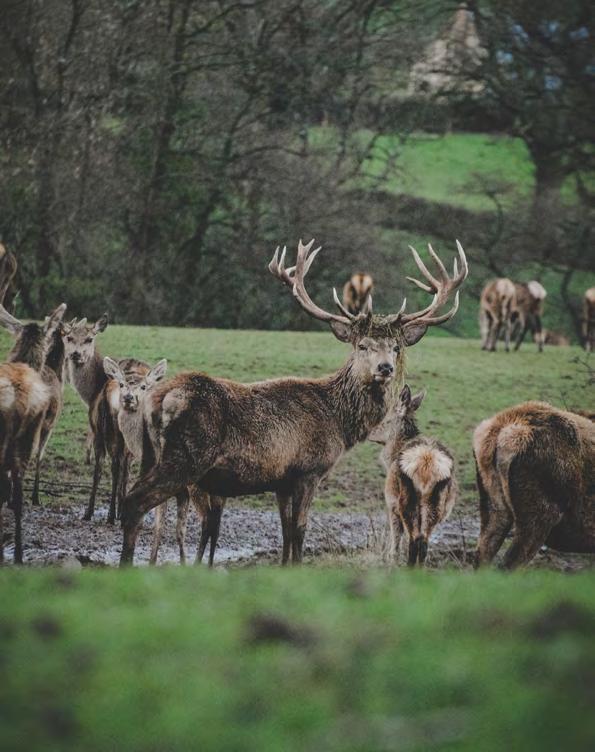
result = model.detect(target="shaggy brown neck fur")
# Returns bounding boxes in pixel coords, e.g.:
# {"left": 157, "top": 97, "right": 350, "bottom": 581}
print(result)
{"left": 7, "top": 324, "right": 46, "bottom": 371}
{"left": 327, "top": 357, "right": 393, "bottom": 449}
{"left": 44, "top": 330, "right": 66, "bottom": 381}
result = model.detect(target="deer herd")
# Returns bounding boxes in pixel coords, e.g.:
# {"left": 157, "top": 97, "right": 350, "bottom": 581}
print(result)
{"left": 0, "top": 240, "right": 593, "bottom": 570}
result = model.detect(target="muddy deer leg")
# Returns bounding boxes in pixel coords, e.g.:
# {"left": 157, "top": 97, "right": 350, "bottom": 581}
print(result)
{"left": 291, "top": 479, "right": 317, "bottom": 565}
{"left": 12, "top": 469, "right": 23, "bottom": 564}
{"left": 206, "top": 500, "right": 223, "bottom": 567}
{"left": 173, "top": 490, "right": 190, "bottom": 565}
{"left": 116, "top": 452, "right": 130, "bottom": 521}
{"left": 407, "top": 537, "right": 420, "bottom": 566}
{"left": 514, "top": 322, "right": 528, "bottom": 351}
{"left": 501, "top": 508, "right": 563, "bottom": 570}
{"left": 107, "top": 452, "right": 121, "bottom": 525}
{"left": 276, "top": 492, "right": 291, "bottom": 565}
{"left": 31, "top": 446, "right": 42, "bottom": 507}
{"left": 474, "top": 464, "right": 512, "bottom": 568}
{"left": 120, "top": 463, "right": 188, "bottom": 567}
{"left": 84, "top": 447, "right": 103, "bottom": 521}
{"left": 149, "top": 502, "right": 165, "bottom": 565}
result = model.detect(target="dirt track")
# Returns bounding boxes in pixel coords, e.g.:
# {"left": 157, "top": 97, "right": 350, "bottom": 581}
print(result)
{"left": 2, "top": 500, "right": 593, "bottom": 572}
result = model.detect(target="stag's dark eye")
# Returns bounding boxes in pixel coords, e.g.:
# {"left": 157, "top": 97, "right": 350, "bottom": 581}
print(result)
{"left": 141, "top": 384, "right": 146, "bottom": 390}
{"left": 358, "top": 344, "right": 367, "bottom": 351}
{"left": 66, "top": 336, "right": 73, "bottom": 343}
{"left": 119, "top": 382, "right": 124, "bottom": 388}
{"left": 84, "top": 337, "right": 93, "bottom": 344}
{"left": 393, "top": 345, "right": 400, "bottom": 352}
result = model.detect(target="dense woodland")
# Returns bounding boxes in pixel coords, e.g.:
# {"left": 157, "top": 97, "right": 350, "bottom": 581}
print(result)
{"left": 0, "top": 0, "right": 593, "bottom": 333}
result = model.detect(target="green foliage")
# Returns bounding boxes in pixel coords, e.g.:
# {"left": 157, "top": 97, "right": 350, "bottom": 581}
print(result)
{"left": 1, "top": 566, "right": 595, "bottom": 751}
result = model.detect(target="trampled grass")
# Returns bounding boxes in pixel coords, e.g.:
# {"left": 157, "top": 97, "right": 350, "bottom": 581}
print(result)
{"left": 0, "top": 325, "right": 592, "bottom": 514}
{"left": 1, "top": 566, "right": 595, "bottom": 751}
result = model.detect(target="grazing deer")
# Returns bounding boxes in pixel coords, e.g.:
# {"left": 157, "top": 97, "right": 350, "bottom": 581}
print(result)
{"left": 370, "top": 385, "right": 457, "bottom": 565}
{"left": 119, "top": 239, "right": 467, "bottom": 566}
{"left": 103, "top": 356, "right": 224, "bottom": 566}
{"left": 510, "top": 281, "right": 547, "bottom": 352}
{"left": 342, "top": 272, "right": 374, "bottom": 315}
{"left": 0, "top": 243, "right": 17, "bottom": 312}
{"left": 538, "top": 329, "right": 570, "bottom": 347}
{"left": 0, "top": 302, "right": 66, "bottom": 563}
{"left": 479, "top": 278, "right": 516, "bottom": 351}
{"left": 583, "top": 287, "right": 595, "bottom": 352}
{"left": 474, "top": 402, "right": 595, "bottom": 569}
{"left": 62, "top": 315, "right": 148, "bottom": 523}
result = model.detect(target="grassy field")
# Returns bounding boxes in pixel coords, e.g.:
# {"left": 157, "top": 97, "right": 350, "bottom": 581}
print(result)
{"left": 0, "top": 325, "right": 592, "bottom": 515}
{"left": 1, "top": 324, "right": 594, "bottom": 749}
{"left": 1, "top": 566, "right": 595, "bottom": 751}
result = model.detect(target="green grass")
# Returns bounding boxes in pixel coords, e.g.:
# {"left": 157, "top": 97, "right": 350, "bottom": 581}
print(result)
{"left": 311, "top": 129, "right": 581, "bottom": 210}
{"left": 1, "top": 325, "right": 592, "bottom": 513}
{"left": 1, "top": 566, "right": 595, "bottom": 751}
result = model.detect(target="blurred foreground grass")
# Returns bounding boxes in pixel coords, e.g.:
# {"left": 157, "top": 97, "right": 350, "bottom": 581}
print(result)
{"left": 1, "top": 566, "right": 594, "bottom": 751}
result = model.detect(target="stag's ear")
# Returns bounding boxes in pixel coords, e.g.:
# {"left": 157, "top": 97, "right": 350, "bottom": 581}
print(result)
{"left": 147, "top": 359, "right": 168, "bottom": 384}
{"left": 93, "top": 313, "right": 108, "bottom": 334}
{"left": 402, "top": 322, "right": 428, "bottom": 347}
{"left": 329, "top": 320, "right": 352, "bottom": 343}
{"left": 103, "top": 356, "right": 124, "bottom": 382}
{"left": 410, "top": 390, "right": 426, "bottom": 412}
{"left": 0, "top": 303, "right": 23, "bottom": 335}
{"left": 43, "top": 303, "right": 67, "bottom": 336}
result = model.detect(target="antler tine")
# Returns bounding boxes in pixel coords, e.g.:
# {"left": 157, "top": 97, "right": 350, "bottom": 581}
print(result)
{"left": 270, "top": 240, "right": 351, "bottom": 325}
{"left": 333, "top": 288, "right": 356, "bottom": 320}
{"left": 401, "top": 241, "right": 468, "bottom": 327}
{"left": 385, "top": 297, "right": 408, "bottom": 324}
{"left": 0, "top": 302, "right": 23, "bottom": 332}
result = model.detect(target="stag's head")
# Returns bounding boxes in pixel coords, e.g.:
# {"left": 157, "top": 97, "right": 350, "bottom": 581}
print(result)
{"left": 103, "top": 357, "right": 168, "bottom": 413}
{"left": 62, "top": 313, "right": 108, "bottom": 365}
{"left": 0, "top": 302, "right": 67, "bottom": 371}
{"left": 269, "top": 239, "right": 468, "bottom": 386}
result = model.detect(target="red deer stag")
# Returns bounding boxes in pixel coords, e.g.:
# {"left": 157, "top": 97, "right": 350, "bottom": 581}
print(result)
{"left": 103, "top": 356, "right": 225, "bottom": 566}
{"left": 510, "top": 281, "right": 547, "bottom": 352}
{"left": 0, "top": 243, "right": 17, "bottom": 312}
{"left": 474, "top": 402, "right": 595, "bottom": 569}
{"left": 479, "top": 278, "right": 516, "bottom": 351}
{"left": 370, "top": 385, "right": 457, "bottom": 565}
{"left": 62, "top": 315, "right": 148, "bottom": 523}
{"left": 342, "top": 272, "right": 374, "bottom": 315}
{"left": 583, "top": 287, "right": 595, "bottom": 352}
{"left": 538, "top": 329, "right": 570, "bottom": 347}
{"left": 120, "top": 239, "right": 467, "bottom": 566}
{"left": 0, "top": 302, "right": 66, "bottom": 563}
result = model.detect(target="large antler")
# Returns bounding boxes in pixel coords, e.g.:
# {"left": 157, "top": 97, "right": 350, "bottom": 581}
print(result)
{"left": 269, "top": 239, "right": 356, "bottom": 325}
{"left": 388, "top": 240, "right": 468, "bottom": 329}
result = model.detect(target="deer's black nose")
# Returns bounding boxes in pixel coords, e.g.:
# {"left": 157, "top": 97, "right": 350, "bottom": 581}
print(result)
{"left": 378, "top": 362, "right": 394, "bottom": 376}
{"left": 123, "top": 394, "right": 134, "bottom": 405}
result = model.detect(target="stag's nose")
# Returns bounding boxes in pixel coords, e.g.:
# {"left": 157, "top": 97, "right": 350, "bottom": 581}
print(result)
{"left": 122, "top": 394, "right": 134, "bottom": 406}
{"left": 377, "top": 362, "right": 394, "bottom": 377}
{"left": 70, "top": 352, "right": 82, "bottom": 362}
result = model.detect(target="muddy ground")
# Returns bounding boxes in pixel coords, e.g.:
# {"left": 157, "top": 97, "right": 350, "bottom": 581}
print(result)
{"left": 2, "top": 493, "right": 594, "bottom": 572}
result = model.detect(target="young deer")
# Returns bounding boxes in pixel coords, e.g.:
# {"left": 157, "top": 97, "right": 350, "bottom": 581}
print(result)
{"left": 582, "top": 287, "right": 595, "bottom": 352}
{"left": 120, "top": 239, "right": 467, "bottom": 566}
{"left": 510, "top": 281, "right": 547, "bottom": 352}
{"left": 104, "top": 357, "right": 225, "bottom": 566}
{"left": 0, "top": 302, "right": 66, "bottom": 563}
{"left": 0, "top": 243, "right": 18, "bottom": 312}
{"left": 371, "top": 385, "right": 457, "bottom": 565}
{"left": 474, "top": 402, "right": 595, "bottom": 569}
{"left": 479, "top": 278, "right": 516, "bottom": 352}
{"left": 342, "top": 272, "right": 374, "bottom": 315}
{"left": 62, "top": 315, "right": 148, "bottom": 523}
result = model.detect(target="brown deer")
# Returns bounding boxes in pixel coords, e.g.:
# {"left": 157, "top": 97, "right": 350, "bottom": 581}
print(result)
{"left": 103, "top": 356, "right": 224, "bottom": 566}
{"left": 119, "top": 239, "right": 467, "bottom": 566}
{"left": 538, "top": 329, "right": 570, "bottom": 347}
{"left": 474, "top": 401, "right": 595, "bottom": 569}
{"left": 370, "top": 385, "right": 457, "bottom": 565}
{"left": 0, "top": 302, "right": 66, "bottom": 563}
{"left": 342, "top": 272, "right": 374, "bottom": 315}
{"left": 62, "top": 315, "right": 148, "bottom": 523}
{"left": 479, "top": 278, "right": 516, "bottom": 351}
{"left": 0, "top": 243, "right": 17, "bottom": 312}
{"left": 510, "top": 281, "right": 547, "bottom": 351}
{"left": 582, "top": 287, "right": 595, "bottom": 352}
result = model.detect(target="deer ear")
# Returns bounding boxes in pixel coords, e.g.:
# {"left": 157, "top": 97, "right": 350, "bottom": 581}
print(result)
{"left": 410, "top": 390, "right": 426, "bottom": 411}
{"left": 93, "top": 313, "right": 108, "bottom": 334}
{"left": 402, "top": 323, "right": 428, "bottom": 346}
{"left": 329, "top": 320, "right": 352, "bottom": 343}
{"left": 43, "top": 303, "right": 67, "bottom": 336}
{"left": 148, "top": 359, "right": 168, "bottom": 384}
{"left": 399, "top": 384, "right": 412, "bottom": 405}
{"left": 103, "top": 356, "right": 123, "bottom": 382}
{"left": 0, "top": 303, "right": 23, "bottom": 335}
